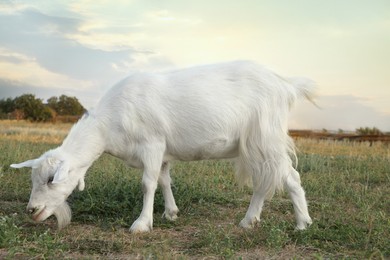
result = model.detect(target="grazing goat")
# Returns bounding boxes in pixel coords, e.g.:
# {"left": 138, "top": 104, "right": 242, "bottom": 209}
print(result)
{"left": 11, "top": 61, "right": 314, "bottom": 232}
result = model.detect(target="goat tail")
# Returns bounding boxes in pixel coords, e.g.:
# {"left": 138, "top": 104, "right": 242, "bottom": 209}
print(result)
{"left": 288, "top": 77, "right": 317, "bottom": 106}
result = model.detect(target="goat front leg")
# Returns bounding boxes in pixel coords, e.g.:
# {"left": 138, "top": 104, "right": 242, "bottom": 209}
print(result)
{"left": 159, "top": 162, "right": 179, "bottom": 221}
{"left": 130, "top": 143, "right": 165, "bottom": 233}
{"left": 130, "top": 168, "right": 159, "bottom": 233}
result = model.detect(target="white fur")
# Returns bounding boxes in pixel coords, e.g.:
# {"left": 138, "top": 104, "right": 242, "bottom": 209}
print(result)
{"left": 11, "top": 61, "right": 313, "bottom": 232}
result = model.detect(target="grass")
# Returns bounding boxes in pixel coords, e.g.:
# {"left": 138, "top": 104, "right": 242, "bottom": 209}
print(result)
{"left": 0, "top": 121, "right": 389, "bottom": 259}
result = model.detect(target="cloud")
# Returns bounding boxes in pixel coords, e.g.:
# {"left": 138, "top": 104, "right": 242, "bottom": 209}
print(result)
{"left": 0, "top": 5, "right": 176, "bottom": 108}
{"left": 289, "top": 95, "right": 390, "bottom": 131}
{"left": 0, "top": 4, "right": 175, "bottom": 108}
{"left": 0, "top": 47, "right": 93, "bottom": 89}
{"left": 0, "top": 7, "right": 139, "bottom": 79}
{"left": 0, "top": 49, "right": 32, "bottom": 64}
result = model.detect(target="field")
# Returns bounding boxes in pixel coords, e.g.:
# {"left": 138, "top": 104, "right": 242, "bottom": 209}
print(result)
{"left": 0, "top": 121, "right": 389, "bottom": 259}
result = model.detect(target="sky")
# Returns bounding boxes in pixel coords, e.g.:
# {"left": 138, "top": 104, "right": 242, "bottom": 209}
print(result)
{"left": 0, "top": 0, "right": 389, "bottom": 131}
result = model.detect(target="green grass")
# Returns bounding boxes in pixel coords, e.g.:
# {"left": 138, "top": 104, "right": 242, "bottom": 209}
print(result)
{"left": 0, "top": 137, "right": 389, "bottom": 259}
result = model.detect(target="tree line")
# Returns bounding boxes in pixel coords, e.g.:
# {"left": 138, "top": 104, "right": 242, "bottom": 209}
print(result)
{"left": 355, "top": 127, "right": 383, "bottom": 136}
{"left": 0, "top": 94, "right": 85, "bottom": 122}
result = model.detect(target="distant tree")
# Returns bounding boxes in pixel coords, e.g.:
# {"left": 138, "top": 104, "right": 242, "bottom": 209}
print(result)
{"left": 48, "top": 95, "right": 85, "bottom": 116}
{"left": 0, "top": 94, "right": 85, "bottom": 121}
{"left": 0, "top": 98, "right": 15, "bottom": 114}
{"left": 14, "top": 94, "right": 52, "bottom": 121}
{"left": 356, "top": 127, "right": 383, "bottom": 135}
{"left": 47, "top": 96, "right": 58, "bottom": 110}
{"left": 12, "top": 109, "right": 25, "bottom": 120}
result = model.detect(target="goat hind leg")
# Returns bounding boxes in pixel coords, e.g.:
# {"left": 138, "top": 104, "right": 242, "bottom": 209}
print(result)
{"left": 239, "top": 188, "right": 266, "bottom": 228}
{"left": 286, "top": 168, "right": 312, "bottom": 230}
{"left": 237, "top": 158, "right": 266, "bottom": 228}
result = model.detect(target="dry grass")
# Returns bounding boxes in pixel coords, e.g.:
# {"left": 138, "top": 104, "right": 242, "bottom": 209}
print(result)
{"left": 294, "top": 137, "right": 390, "bottom": 157}
{"left": 0, "top": 120, "right": 71, "bottom": 144}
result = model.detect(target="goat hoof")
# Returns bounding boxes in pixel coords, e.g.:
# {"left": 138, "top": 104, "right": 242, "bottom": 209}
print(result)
{"left": 162, "top": 208, "right": 179, "bottom": 221}
{"left": 239, "top": 216, "right": 259, "bottom": 229}
{"left": 130, "top": 219, "right": 152, "bottom": 233}
{"left": 295, "top": 217, "right": 313, "bottom": 231}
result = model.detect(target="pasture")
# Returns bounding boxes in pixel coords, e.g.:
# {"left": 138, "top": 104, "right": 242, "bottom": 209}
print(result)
{"left": 0, "top": 121, "right": 389, "bottom": 259}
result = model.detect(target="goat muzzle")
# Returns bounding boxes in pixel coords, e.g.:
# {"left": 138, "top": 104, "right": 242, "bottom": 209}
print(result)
{"left": 26, "top": 206, "right": 37, "bottom": 215}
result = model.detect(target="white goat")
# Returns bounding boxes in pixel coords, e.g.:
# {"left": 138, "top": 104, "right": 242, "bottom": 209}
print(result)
{"left": 11, "top": 61, "right": 314, "bottom": 232}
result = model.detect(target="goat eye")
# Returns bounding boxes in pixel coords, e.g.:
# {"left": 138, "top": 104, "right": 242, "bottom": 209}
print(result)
{"left": 47, "top": 176, "right": 54, "bottom": 184}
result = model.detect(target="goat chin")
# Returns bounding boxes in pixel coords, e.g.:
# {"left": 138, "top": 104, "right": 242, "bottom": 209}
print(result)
{"left": 53, "top": 202, "right": 72, "bottom": 230}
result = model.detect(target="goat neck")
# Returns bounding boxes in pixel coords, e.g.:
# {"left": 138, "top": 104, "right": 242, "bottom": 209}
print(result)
{"left": 60, "top": 114, "right": 105, "bottom": 170}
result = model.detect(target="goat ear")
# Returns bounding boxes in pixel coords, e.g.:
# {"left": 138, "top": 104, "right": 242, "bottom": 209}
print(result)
{"left": 52, "top": 161, "right": 70, "bottom": 184}
{"left": 10, "top": 159, "right": 37, "bottom": 169}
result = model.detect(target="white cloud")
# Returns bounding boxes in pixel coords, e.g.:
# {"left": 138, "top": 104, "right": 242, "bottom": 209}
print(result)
{"left": 0, "top": 1, "right": 29, "bottom": 13}
{"left": 0, "top": 48, "right": 93, "bottom": 90}
{"left": 144, "top": 9, "right": 202, "bottom": 25}
{"left": 0, "top": 6, "right": 147, "bottom": 80}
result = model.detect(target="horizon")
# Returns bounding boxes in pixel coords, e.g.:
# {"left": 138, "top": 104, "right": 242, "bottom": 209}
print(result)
{"left": 0, "top": 1, "right": 389, "bottom": 131}
{"left": 2, "top": 92, "right": 389, "bottom": 134}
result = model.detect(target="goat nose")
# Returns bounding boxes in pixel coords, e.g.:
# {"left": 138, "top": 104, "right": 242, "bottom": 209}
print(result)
{"left": 26, "top": 206, "right": 33, "bottom": 214}
{"left": 26, "top": 205, "right": 37, "bottom": 215}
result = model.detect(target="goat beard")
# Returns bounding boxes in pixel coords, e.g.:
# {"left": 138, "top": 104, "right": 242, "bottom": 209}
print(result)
{"left": 53, "top": 202, "right": 72, "bottom": 230}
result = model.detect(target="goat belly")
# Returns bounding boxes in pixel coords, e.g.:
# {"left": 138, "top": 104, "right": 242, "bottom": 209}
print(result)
{"left": 166, "top": 138, "right": 239, "bottom": 161}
